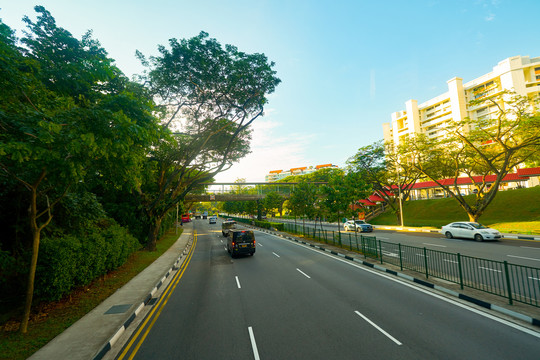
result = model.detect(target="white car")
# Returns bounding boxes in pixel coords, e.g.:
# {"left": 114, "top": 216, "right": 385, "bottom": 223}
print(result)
{"left": 343, "top": 220, "right": 373, "bottom": 232}
{"left": 209, "top": 216, "right": 217, "bottom": 224}
{"left": 440, "top": 222, "right": 502, "bottom": 242}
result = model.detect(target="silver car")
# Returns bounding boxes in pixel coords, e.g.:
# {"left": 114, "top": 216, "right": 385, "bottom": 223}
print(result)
{"left": 344, "top": 220, "right": 373, "bottom": 232}
{"left": 441, "top": 222, "right": 502, "bottom": 242}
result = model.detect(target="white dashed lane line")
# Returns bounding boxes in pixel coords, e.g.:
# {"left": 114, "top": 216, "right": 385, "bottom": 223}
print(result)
{"left": 235, "top": 276, "right": 241, "bottom": 289}
{"left": 355, "top": 311, "right": 402, "bottom": 346}
{"left": 296, "top": 268, "right": 311, "bottom": 279}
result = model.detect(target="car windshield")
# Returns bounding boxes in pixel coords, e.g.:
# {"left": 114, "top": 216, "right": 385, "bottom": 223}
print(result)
{"left": 469, "top": 223, "right": 488, "bottom": 229}
{"left": 354, "top": 220, "right": 367, "bottom": 225}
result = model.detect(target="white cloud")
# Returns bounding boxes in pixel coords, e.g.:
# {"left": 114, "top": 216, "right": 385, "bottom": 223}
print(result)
{"left": 485, "top": 12, "right": 495, "bottom": 21}
{"left": 213, "top": 118, "right": 314, "bottom": 183}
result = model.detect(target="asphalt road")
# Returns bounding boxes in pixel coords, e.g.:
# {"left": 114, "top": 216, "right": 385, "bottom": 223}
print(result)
{"left": 270, "top": 218, "right": 540, "bottom": 268}
{"left": 118, "top": 219, "right": 540, "bottom": 360}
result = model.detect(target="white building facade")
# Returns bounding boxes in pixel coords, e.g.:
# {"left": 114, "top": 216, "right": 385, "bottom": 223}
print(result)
{"left": 265, "top": 164, "right": 339, "bottom": 182}
{"left": 383, "top": 55, "right": 540, "bottom": 145}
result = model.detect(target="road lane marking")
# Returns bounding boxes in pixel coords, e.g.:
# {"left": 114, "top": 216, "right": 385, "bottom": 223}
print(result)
{"left": 529, "top": 277, "right": 540, "bottom": 281}
{"left": 235, "top": 276, "right": 241, "bottom": 289}
{"left": 423, "top": 243, "right": 447, "bottom": 248}
{"left": 443, "top": 259, "right": 458, "bottom": 264}
{"left": 117, "top": 230, "right": 198, "bottom": 360}
{"left": 354, "top": 311, "right": 402, "bottom": 345}
{"left": 268, "top": 233, "right": 540, "bottom": 339}
{"left": 272, "top": 252, "right": 280, "bottom": 258}
{"left": 479, "top": 266, "right": 501, "bottom": 273}
{"left": 296, "top": 268, "right": 311, "bottom": 278}
{"left": 248, "top": 327, "right": 261, "bottom": 360}
{"left": 520, "top": 246, "right": 540, "bottom": 250}
{"left": 507, "top": 255, "right": 540, "bottom": 262}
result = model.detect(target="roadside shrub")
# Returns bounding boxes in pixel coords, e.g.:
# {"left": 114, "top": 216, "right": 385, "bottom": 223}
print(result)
{"left": 253, "top": 220, "right": 284, "bottom": 231}
{"left": 35, "top": 222, "right": 140, "bottom": 301}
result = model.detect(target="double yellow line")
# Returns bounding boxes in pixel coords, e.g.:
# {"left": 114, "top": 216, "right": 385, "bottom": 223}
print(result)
{"left": 117, "top": 231, "right": 198, "bottom": 360}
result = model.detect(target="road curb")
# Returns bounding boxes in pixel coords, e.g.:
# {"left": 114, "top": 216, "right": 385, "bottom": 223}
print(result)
{"left": 92, "top": 238, "right": 193, "bottom": 360}
{"left": 244, "top": 224, "right": 540, "bottom": 329}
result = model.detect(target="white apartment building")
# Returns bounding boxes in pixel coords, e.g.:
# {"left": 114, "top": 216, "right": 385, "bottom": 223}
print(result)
{"left": 265, "top": 164, "right": 339, "bottom": 182}
{"left": 383, "top": 55, "right": 540, "bottom": 145}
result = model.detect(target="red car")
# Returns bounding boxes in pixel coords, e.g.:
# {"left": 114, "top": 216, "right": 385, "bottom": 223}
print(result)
{"left": 181, "top": 214, "right": 191, "bottom": 223}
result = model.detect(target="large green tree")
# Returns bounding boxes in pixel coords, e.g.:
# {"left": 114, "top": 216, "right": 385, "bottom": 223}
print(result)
{"left": 319, "top": 169, "right": 370, "bottom": 233}
{"left": 408, "top": 91, "right": 540, "bottom": 222}
{"left": 0, "top": 7, "right": 158, "bottom": 332}
{"left": 348, "top": 140, "right": 421, "bottom": 225}
{"left": 136, "top": 31, "right": 280, "bottom": 250}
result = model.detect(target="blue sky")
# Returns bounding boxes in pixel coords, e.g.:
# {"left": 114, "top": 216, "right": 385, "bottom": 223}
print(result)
{"left": 2, "top": 1, "right": 539, "bottom": 182}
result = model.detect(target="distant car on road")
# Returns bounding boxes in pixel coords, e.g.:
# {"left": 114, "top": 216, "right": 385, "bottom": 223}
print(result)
{"left": 222, "top": 220, "right": 237, "bottom": 236}
{"left": 344, "top": 220, "right": 373, "bottom": 232}
{"left": 181, "top": 214, "right": 191, "bottom": 223}
{"left": 441, "top": 222, "right": 502, "bottom": 242}
{"left": 209, "top": 216, "right": 217, "bottom": 224}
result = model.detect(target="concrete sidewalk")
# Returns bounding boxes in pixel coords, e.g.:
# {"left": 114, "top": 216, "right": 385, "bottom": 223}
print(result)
{"left": 28, "top": 223, "right": 194, "bottom": 360}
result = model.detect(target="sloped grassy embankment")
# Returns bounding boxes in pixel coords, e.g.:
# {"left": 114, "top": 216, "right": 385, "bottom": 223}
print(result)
{"left": 369, "top": 186, "right": 540, "bottom": 235}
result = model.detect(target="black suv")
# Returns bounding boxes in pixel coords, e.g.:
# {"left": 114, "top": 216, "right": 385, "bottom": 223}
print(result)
{"left": 221, "top": 220, "right": 236, "bottom": 236}
{"left": 227, "top": 230, "right": 256, "bottom": 258}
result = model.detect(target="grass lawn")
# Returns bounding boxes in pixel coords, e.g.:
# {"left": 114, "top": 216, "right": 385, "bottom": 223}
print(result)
{"left": 369, "top": 186, "right": 540, "bottom": 234}
{"left": 0, "top": 229, "right": 182, "bottom": 360}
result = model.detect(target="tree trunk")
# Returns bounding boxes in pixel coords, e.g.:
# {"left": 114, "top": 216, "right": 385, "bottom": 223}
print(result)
{"left": 395, "top": 210, "right": 402, "bottom": 226}
{"left": 146, "top": 217, "right": 163, "bottom": 251}
{"left": 20, "top": 187, "right": 43, "bottom": 334}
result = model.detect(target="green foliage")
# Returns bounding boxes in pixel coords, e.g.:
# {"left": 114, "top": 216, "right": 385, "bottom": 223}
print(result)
{"left": 253, "top": 220, "right": 285, "bottom": 231}
{"left": 136, "top": 31, "right": 280, "bottom": 249}
{"left": 35, "top": 222, "right": 140, "bottom": 301}
{"left": 407, "top": 91, "right": 540, "bottom": 221}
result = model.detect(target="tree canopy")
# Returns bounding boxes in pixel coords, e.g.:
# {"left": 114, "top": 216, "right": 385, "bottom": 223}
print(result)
{"left": 407, "top": 91, "right": 540, "bottom": 221}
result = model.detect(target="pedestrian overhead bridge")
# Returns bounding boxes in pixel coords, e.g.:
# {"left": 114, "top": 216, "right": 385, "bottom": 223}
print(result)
{"left": 184, "top": 182, "right": 327, "bottom": 202}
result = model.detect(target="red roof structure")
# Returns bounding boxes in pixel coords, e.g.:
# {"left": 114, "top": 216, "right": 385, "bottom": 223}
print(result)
{"left": 357, "top": 167, "right": 537, "bottom": 205}
{"left": 517, "top": 167, "right": 540, "bottom": 177}
{"left": 368, "top": 194, "right": 385, "bottom": 203}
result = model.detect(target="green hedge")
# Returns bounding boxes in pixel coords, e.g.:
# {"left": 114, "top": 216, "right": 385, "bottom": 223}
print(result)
{"left": 253, "top": 220, "right": 285, "bottom": 231}
{"left": 35, "top": 222, "right": 140, "bottom": 301}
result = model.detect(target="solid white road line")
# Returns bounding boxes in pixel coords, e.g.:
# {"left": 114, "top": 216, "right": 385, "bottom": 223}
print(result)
{"left": 296, "top": 268, "right": 311, "bottom": 279}
{"left": 248, "top": 327, "right": 261, "bottom": 360}
{"left": 235, "top": 276, "right": 241, "bottom": 289}
{"left": 355, "top": 311, "right": 402, "bottom": 345}
{"left": 507, "top": 255, "right": 540, "bottom": 262}
{"left": 273, "top": 252, "right": 280, "bottom": 258}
